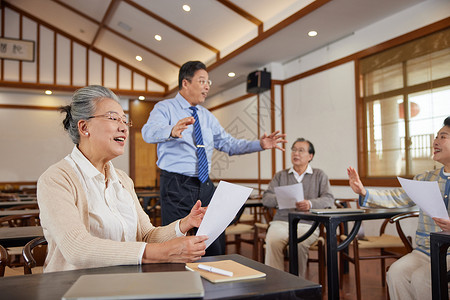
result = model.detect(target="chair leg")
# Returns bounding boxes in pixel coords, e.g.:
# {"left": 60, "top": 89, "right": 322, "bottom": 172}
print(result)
{"left": 235, "top": 234, "right": 241, "bottom": 254}
{"left": 381, "top": 251, "right": 386, "bottom": 287}
{"left": 318, "top": 241, "right": 326, "bottom": 295}
{"left": 353, "top": 241, "right": 362, "bottom": 300}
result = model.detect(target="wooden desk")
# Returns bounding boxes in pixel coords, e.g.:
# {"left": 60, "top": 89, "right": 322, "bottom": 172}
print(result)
{"left": 430, "top": 231, "right": 450, "bottom": 300}
{"left": 0, "top": 201, "right": 38, "bottom": 209}
{"left": 0, "top": 254, "right": 321, "bottom": 299}
{"left": 0, "top": 209, "right": 39, "bottom": 217}
{"left": 289, "top": 207, "right": 418, "bottom": 300}
{"left": 0, "top": 226, "right": 43, "bottom": 247}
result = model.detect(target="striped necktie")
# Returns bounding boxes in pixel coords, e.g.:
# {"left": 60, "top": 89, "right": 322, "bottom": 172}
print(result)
{"left": 189, "top": 106, "right": 209, "bottom": 183}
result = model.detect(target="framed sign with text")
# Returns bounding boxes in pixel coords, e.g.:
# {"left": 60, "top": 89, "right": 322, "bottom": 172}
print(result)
{"left": 0, "top": 37, "right": 35, "bottom": 62}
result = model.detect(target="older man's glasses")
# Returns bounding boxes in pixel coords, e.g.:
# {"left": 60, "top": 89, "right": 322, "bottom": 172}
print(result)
{"left": 291, "top": 148, "right": 307, "bottom": 154}
{"left": 88, "top": 112, "right": 133, "bottom": 127}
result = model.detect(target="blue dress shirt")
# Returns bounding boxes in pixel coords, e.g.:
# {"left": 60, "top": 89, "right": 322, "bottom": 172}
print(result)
{"left": 141, "top": 93, "right": 263, "bottom": 177}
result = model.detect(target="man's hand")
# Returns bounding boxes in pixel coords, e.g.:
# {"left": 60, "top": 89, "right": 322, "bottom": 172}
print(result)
{"left": 347, "top": 167, "right": 366, "bottom": 196}
{"left": 296, "top": 200, "right": 311, "bottom": 211}
{"left": 171, "top": 117, "right": 195, "bottom": 138}
{"left": 260, "top": 130, "right": 287, "bottom": 151}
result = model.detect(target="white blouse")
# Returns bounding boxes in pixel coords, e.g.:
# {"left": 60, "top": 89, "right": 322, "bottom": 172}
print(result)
{"left": 65, "top": 146, "right": 139, "bottom": 243}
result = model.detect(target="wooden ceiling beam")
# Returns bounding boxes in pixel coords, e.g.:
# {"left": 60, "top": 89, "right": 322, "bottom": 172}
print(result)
{"left": 50, "top": 0, "right": 180, "bottom": 68}
{"left": 217, "top": 0, "right": 263, "bottom": 34}
{"left": 2, "top": 1, "right": 169, "bottom": 91}
{"left": 90, "top": 0, "right": 120, "bottom": 49}
{"left": 207, "top": 0, "right": 331, "bottom": 71}
{"left": 123, "top": 0, "right": 219, "bottom": 54}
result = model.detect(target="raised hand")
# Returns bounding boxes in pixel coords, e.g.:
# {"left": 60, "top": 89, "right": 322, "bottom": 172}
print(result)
{"left": 260, "top": 130, "right": 287, "bottom": 151}
{"left": 347, "top": 167, "right": 366, "bottom": 196}
{"left": 180, "top": 200, "right": 206, "bottom": 234}
{"left": 171, "top": 117, "right": 195, "bottom": 138}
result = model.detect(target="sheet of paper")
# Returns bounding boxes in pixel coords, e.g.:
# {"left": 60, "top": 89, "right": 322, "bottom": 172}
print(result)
{"left": 397, "top": 177, "right": 449, "bottom": 219}
{"left": 274, "top": 182, "right": 304, "bottom": 209}
{"left": 196, "top": 181, "right": 253, "bottom": 249}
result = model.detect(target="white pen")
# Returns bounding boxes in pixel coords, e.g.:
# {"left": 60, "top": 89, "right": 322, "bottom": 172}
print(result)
{"left": 197, "top": 264, "right": 234, "bottom": 277}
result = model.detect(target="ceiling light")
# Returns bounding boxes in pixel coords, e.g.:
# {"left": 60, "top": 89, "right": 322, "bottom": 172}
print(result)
{"left": 182, "top": 5, "right": 191, "bottom": 12}
{"left": 228, "top": 72, "right": 236, "bottom": 78}
{"left": 138, "top": 96, "right": 145, "bottom": 100}
{"left": 308, "top": 31, "right": 318, "bottom": 37}
{"left": 45, "top": 90, "right": 52, "bottom": 95}
{"left": 135, "top": 55, "right": 143, "bottom": 61}
{"left": 154, "top": 35, "right": 162, "bottom": 41}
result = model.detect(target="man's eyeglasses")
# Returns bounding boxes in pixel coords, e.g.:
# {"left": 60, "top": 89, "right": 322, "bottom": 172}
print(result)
{"left": 291, "top": 148, "right": 307, "bottom": 154}
{"left": 198, "top": 79, "right": 212, "bottom": 86}
{"left": 88, "top": 112, "right": 133, "bottom": 127}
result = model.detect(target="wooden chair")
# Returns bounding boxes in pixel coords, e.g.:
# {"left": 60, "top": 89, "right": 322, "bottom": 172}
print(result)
{"left": 0, "top": 244, "right": 7, "bottom": 277}
{"left": 337, "top": 199, "right": 415, "bottom": 300}
{"left": 23, "top": 236, "right": 47, "bottom": 274}
{"left": 225, "top": 205, "right": 257, "bottom": 259}
{"left": 0, "top": 213, "right": 40, "bottom": 268}
{"left": 0, "top": 213, "right": 40, "bottom": 227}
{"left": 253, "top": 206, "right": 326, "bottom": 294}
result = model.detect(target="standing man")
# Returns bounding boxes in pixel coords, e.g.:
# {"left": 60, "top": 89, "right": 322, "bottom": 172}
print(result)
{"left": 142, "top": 61, "right": 286, "bottom": 256}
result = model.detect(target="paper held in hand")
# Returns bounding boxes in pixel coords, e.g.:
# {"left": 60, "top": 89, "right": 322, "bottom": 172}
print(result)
{"left": 397, "top": 177, "right": 449, "bottom": 219}
{"left": 274, "top": 182, "right": 304, "bottom": 209}
{"left": 196, "top": 181, "right": 253, "bottom": 249}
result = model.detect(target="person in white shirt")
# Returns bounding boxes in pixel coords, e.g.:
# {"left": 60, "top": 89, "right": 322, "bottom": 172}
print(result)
{"left": 37, "top": 85, "right": 207, "bottom": 272}
{"left": 262, "top": 138, "right": 334, "bottom": 276}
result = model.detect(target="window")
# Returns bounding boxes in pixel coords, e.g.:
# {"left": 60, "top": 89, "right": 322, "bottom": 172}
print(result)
{"left": 360, "top": 28, "right": 450, "bottom": 177}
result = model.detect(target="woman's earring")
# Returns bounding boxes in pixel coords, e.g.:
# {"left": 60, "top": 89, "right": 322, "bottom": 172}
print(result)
{"left": 85, "top": 132, "right": 89, "bottom": 136}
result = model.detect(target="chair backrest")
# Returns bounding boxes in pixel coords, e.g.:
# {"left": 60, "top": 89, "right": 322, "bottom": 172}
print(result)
{"left": 335, "top": 198, "right": 360, "bottom": 208}
{"left": 0, "top": 213, "right": 40, "bottom": 227}
{"left": 389, "top": 211, "right": 420, "bottom": 253}
{"left": 23, "top": 236, "right": 47, "bottom": 274}
{"left": 0, "top": 244, "right": 8, "bottom": 277}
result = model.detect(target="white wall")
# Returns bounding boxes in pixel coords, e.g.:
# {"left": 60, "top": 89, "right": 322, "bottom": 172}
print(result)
{"left": 0, "top": 91, "right": 130, "bottom": 182}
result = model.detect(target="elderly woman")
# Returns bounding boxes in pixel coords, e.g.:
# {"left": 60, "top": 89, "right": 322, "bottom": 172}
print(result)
{"left": 37, "top": 85, "right": 207, "bottom": 272}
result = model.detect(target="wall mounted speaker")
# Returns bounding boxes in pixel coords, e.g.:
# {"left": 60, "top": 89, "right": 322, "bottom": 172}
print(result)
{"left": 246, "top": 70, "right": 271, "bottom": 94}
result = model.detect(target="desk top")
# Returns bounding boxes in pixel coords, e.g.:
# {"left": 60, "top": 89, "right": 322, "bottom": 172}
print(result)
{"left": 0, "top": 226, "right": 43, "bottom": 247}
{"left": 430, "top": 231, "right": 450, "bottom": 243}
{"left": 0, "top": 254, "right": 321, "bottom": 300}
{"left": 0, "top": 201, "right": 38, "bottom": 209}
{"left": 289, "top": 206, "right": 418, "bottom": 222}
{"left": 0, "top": 209, "right": 40, "bottom": 217}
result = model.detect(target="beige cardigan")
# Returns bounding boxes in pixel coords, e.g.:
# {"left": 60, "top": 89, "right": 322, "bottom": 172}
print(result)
{"left": 37, "top": 159, "right": 177, "bottom": 272}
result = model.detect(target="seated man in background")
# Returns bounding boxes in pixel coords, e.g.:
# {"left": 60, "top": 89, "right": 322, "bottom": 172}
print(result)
{"left": 347, "top": 116, "right": 450, "bottom": 300}
{"left": 262, "top": 138, "right": 334, "bottom": 276}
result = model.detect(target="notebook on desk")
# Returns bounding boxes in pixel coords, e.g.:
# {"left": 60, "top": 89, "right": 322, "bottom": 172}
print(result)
{"left": 186, "top": 260, "right": 266, "bottom": 283}
{"left": 310, "top": 208, "right": 365, "bottom": 214}
{"left": 61, "top": 271, "right": 204, "bottom": 300}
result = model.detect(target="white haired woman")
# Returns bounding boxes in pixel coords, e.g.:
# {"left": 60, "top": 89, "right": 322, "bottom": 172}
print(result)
{"left": 38, "top": 85, "right": 207, "bottom": 272}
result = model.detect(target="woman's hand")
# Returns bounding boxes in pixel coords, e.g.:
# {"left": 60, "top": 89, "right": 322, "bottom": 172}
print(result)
{"left": 179, "top": 200, "right": 206, "bottom": 234}
{"left": 433, "top": 217, "right": 450, "bottom": 231}
{"left": 142, "top": 235, "right": 208, "bottom": 263}
{"left": 347, "top": 167, "right": 366, "bottom": 196}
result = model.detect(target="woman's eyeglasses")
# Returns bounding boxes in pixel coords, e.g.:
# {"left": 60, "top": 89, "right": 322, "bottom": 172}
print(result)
{"left": 88, "top": 112, "right": 133, "bottom": 127}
